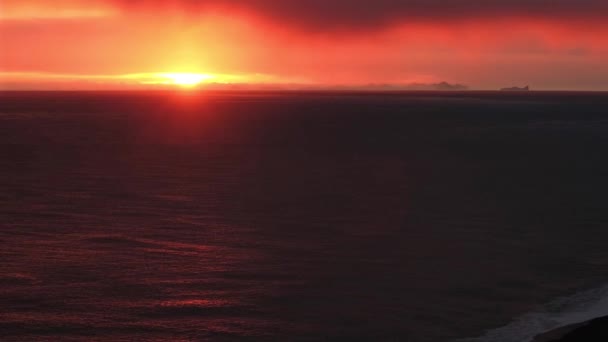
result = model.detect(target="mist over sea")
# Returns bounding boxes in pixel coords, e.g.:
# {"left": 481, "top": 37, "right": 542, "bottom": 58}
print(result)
{"left": 1, "top": 91, "right": 608, "bottom": 341}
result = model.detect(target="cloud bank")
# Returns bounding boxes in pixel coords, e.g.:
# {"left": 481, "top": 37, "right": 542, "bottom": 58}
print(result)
{"left": 111, "top": 0, "right": 608, "bottom": 29}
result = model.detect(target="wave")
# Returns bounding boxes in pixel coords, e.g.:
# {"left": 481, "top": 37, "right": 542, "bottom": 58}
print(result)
{"left": 459, "top": 283, "right": 608, "bottom": 342}
{"left": 0, "top": 273, "right": 38, "bottom": 285}
{"left": 143, "top": 299, "right": 257, "bottom": 318}
{"left": 83, "top": 236, "right": 161, "bottom": 249}
{"left": 80, "top": 235, "right": 221, "bottom": 256}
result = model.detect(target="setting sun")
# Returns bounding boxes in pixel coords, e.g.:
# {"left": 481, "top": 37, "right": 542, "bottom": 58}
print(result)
{"left": 161, "top": 73, "right": 214, "bottom": 87}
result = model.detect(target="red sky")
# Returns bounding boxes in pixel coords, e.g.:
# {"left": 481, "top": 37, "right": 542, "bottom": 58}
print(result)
{"left": 1, "top": 0, "right": 607, "bottom": 90}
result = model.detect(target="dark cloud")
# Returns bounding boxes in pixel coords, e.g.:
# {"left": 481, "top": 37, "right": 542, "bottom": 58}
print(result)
{"left": 117, "top": 0, "right": 608, "bottom": 29}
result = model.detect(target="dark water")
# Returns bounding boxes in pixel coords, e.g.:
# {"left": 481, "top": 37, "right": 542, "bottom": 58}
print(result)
{"left": 1, "top": 91, "right": 608, "bottom": 341}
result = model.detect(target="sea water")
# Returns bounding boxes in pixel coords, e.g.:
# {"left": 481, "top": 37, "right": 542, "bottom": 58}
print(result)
{"left": 1, "top": 91, "right": 608, "bottom": 341}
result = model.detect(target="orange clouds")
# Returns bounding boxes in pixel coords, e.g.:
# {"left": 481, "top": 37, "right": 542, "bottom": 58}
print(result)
{"left": 1, "top": 0, "right": 607, "bottom": 90}
{"left": 0, "top": 0, "right": 117, "bottom": 20}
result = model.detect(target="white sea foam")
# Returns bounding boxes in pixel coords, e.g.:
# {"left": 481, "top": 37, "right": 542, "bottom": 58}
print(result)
{"left": 459, "top": 283, "right": 608, "bottom": 342}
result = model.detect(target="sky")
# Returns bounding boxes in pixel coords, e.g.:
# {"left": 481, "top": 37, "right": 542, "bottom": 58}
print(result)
{"left": 1, "top": 0, "right": 607, "bottom": 90}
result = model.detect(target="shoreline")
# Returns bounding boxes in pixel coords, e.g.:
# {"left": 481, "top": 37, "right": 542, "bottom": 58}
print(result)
{"left": 533, "top": 315, "right": 608, "bottom": 341}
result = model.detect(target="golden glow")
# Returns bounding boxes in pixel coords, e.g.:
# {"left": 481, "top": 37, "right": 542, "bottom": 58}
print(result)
{"left": 159, "top": 73, "right": 214, "bottom": 87}
{"left": 0, "top": 71, "right": 286, "bottom": 90}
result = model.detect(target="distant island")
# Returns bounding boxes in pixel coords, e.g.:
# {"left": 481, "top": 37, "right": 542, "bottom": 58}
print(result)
{"left": 325, "top": 81, "right": 469, "bottom": 91}
{"left": 501, "top": 85, "right": 530, "bottom": 91}
{"left": 196, "top": 81, "right": 469, "bottom": 91}
{"left": 409, "top": 81, "right": 469, "bottom": 91}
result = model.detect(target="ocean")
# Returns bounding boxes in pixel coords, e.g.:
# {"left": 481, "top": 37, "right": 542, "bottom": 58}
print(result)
{"left": 1, "top": 91, "right": 608, "bottom": 341}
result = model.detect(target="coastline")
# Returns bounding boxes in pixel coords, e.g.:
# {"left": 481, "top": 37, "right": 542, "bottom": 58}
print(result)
{"left": 533, "top": 315, "right": 608, "bottom": 341}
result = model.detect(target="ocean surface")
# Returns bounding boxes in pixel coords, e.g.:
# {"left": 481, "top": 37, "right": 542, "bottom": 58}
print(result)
{"left": 1, "top": 91, "right": 608, "bottom": 342}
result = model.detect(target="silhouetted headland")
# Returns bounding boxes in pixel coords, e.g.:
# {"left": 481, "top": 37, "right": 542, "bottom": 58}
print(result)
{"left": 534, "top": 316, "right": 608, "bottom": 341}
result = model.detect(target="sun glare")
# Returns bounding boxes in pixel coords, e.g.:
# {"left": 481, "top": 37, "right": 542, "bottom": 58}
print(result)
{"left": 161, "top": 73, "right": 213, "bottom": 87}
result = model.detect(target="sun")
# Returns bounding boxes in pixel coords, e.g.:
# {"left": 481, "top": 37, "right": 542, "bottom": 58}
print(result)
{"left": 161, "top": 73, "right": 214, "bottom": 87}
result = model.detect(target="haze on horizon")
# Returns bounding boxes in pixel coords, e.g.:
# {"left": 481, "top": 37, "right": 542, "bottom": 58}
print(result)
{"left": 1, "top": 0, "right": 607, "bottom": 90}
